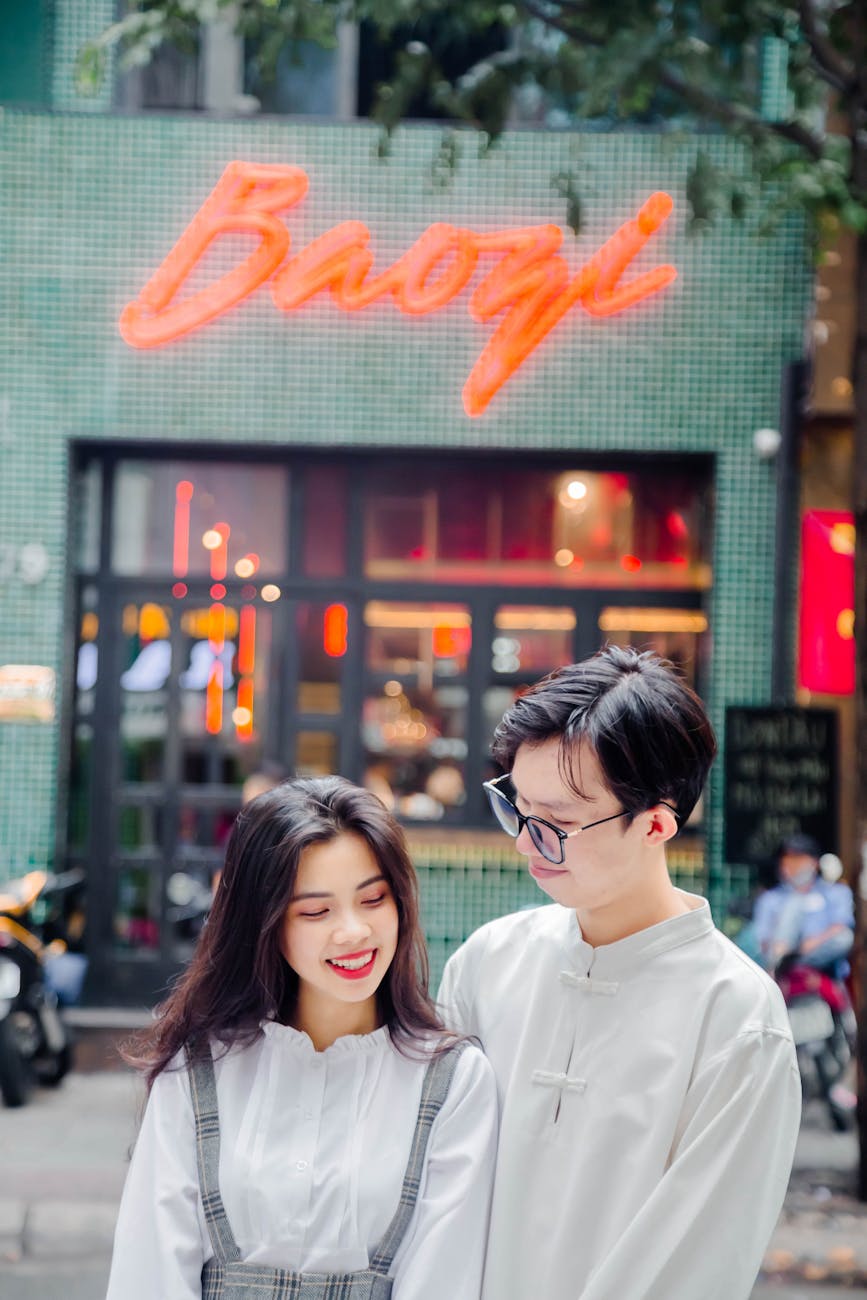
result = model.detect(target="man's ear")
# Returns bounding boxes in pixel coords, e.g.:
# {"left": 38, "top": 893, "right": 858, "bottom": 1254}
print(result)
{"left": 643, "top": 805, "right": 679, "bottom": 845}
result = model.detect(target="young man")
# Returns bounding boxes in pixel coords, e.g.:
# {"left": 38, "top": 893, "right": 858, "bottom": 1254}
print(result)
{"left": 438, "top": 647, "right": 800, "bottom": 1300}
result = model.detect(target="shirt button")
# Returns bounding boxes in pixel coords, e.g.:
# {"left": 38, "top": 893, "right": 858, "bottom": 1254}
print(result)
{"left": 295, "top": 1160, "right": 308, "bottom": 1172}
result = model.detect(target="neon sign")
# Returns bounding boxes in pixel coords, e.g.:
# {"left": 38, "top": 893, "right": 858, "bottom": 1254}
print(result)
{"left": 120, "top": 161, "right": 678, "bottom": 416}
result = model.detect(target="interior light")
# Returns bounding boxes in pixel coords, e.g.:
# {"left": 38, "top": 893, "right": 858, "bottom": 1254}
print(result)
{"left": 210, "top": 583, "right": 226, "bottom": 599}
{"left": 235, "top": 553, "right": 260, "bottom": 578}
{"left": 598, "top": 608, "right": 709, "bottom": 634}
{"left": 554, "top": 549, "right": 574, "bottom": 567}
{"left": 323, "top": 603, "right": 348, "bottom": 657}
{"left": 495, "top": 609, "right": 576, "bottom": 631}
{"left": 365, "top": 603, "right": 470, "bottom": 629}
{"left": 621, "top": 555, "right": 642, "bottom": 572}
{"left": 172, "top": 582, "right": 187, "bottom": 599}
{"left": 384, "top": 680, "right": 403, "bottom": 697}
{"left": 261, "top": 585, "right": 281, "bottom": 603}
{"left": 202, "top": 530, "right": 222, "bottom": 551}
{"left": 566, "top": 479, "right": 587, "bottom": 500}
{"left": 232, "top": 706, "right": 253, "bottom": 727}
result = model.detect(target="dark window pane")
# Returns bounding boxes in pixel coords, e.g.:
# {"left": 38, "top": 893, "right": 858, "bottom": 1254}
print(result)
{"left": 111, "top": 461, "right": 287, "bottom": 577}
{"left": 303, "top": 465, "right": 347, "bottom": 577}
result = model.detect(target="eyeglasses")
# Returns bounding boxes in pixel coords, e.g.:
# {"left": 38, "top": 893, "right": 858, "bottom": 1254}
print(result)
{"left": 482, "top": 774, "right": 631, "bottom": 865}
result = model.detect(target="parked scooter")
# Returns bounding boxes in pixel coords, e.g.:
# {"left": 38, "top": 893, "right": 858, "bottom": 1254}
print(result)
{"left": 0, "top": 870, "right": 76, "bottom": 1107}
{"left": 776, "top": 960, "right": 856, "bottom": 1131}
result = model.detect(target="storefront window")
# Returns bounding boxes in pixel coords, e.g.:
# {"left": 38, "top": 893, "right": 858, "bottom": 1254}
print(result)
{"left": 297, "top": 603, "right": 344, "bottom": 713}
{"left": 491, "top": 606, "right": 575, "bottom": 676}
{"left": 303, "top": 465, "right": 348, "bottom": 577}
{"left": 69, "top": 589, "right": 98, "bottom": 852}
{"left": 111, "top": 461, "right": 288, "bottom": 577}
{"left": 114, "top": 868, "right": 161, "bottom": 951}
{"left": 179, "top": 602, "right": 273, "bottom": 783}
{"left": 70, "top": 448, "right": 713, "bottom": 1001}
{"left": 362, "top": 601, "right": 470, "bottom": 819}
{"left": 363, "top": 463, "right": 711, "bottom": 588}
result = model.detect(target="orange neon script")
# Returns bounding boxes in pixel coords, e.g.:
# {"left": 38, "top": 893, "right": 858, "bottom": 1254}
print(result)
{"left": 120, "top": 161, "right": 678, "bottom": 416}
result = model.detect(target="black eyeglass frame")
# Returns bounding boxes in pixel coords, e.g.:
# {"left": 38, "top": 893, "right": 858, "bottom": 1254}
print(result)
{"left": 482, "top": 774, "right": 678, "bottom": 865}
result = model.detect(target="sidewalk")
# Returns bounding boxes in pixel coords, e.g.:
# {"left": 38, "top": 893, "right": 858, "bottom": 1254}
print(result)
{"left": 0, "top": 1070, "right": 141, "bottom": 1266}
{"left": 2, "top": 1073, "right": 867, "bottom": 1291}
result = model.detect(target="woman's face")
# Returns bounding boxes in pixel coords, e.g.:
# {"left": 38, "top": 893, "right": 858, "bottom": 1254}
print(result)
{"left": 280, "top": 831, "right": 399, "bottom": 1031}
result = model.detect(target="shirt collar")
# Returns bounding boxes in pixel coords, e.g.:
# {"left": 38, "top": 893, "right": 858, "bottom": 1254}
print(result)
{"left": 565, "top": 892, "right": 714, "bottom": 980}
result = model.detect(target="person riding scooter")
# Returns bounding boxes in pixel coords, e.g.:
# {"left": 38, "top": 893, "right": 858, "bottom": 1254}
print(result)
{"left": 752, "top": 833, "right": 854, "bottom": 976}
{"left": 752, "top": 834, "right": 856, "bottom": 1127}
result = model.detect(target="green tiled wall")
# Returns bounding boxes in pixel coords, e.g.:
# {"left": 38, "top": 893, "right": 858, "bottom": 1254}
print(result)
{"left": 0, "top": 101, "right": 810, "bottom": 930}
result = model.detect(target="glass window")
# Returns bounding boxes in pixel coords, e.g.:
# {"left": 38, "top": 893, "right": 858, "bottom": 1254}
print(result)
{"left": 113, "top": 868, "right": 161, "bottom": 951}
{"left": 69, "top": 588, "right": 99, "bottom": 851}
{"left": 492, "top": 606, "right": 575, "bottom": 676}
{"left": 297, "top": 731, "right": 339, "bottom": 777}
{"left": 365, "top": 601, "right": 471, "bottom": 679}
{"left": 363, "top": 601, "right": 470, "bottom": 819}
{"left": 363, "top": 463, "right": 711, "bottom": 588}
{"left": 119, "top": 602, "right": 171, "bottom": 784}
{"left": 74, "top": 462, "right": 102, "bottom": 573}
{"left": 179, "top": 602, "right": 273, "bottom": 783}
{"left": 303, "top": 466, "right": 347, "bottom": 577}
{"left": 111, "top": 461, "right": 288, "bottom": 577}
{"left": 297, "top": 603, "right": 344, "bottom": 714}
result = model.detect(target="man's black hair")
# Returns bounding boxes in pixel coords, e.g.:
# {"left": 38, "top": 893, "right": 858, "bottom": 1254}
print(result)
{"left": 491, "top": 645, "right": 717, "bottom": 826}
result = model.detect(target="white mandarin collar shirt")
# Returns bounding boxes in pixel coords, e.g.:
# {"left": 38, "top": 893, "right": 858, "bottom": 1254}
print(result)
{"left": 438, "top": 894, "right": 801, "bottom": 1300}
{"left": 106, "top": 1022, "right": 497, "bottom": 1300}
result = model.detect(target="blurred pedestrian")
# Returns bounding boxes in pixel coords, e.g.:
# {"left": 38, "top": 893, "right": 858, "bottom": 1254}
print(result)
{"left": 753, "top": 832, "right": 854, "bottom": 974}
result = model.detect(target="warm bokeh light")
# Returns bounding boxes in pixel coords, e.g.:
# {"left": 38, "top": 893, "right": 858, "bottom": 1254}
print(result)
{"left": 202, "top": 529, "right": 222, "bottom": 550}
{"left": 323, "top": 603, "right": 348, "bottom": 657}
{"left": 210, "top": 583, "right": 226, "bottom": 599}
{"left": 234, "top": 553, "right": 260, "bottom": 578}
{"left": 172, "top": 582, "right": 188, "bottom": 599}
{"left": 621, "top": 554, "right": 642, "bottom": 572}
{"left": 261, "top": 584, "right": 281, "bottom": 603}
{"left": 566, "top": 479, "right": 587, "bottom": 500}
{"left": 232, "top": 706, "right": 252, "bottom": 727}
{"left": 554, "top": 549, "right": 574, "bottom": 567}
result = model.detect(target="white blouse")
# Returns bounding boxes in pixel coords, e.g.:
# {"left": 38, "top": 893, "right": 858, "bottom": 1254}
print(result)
{"left": 106, "top": 1023, "right": 498, "bottom": 1300}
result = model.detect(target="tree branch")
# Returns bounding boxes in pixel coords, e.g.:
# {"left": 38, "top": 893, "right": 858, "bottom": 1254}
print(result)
{"left": 658, "top": 63, "right": 827, "bottom": 162}
{"left": 798, "top": 0, "right": 855, "bottom": 94}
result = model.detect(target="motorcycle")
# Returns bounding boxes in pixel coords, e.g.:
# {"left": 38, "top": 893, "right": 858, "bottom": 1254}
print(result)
{"left": 776, "top": 961, "right": 856, "bottom": 1132}
{"left": 0, "top": 870, "right": 76, "bottom": 1107}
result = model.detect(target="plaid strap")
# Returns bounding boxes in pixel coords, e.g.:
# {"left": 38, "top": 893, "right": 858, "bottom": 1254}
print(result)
{"left": 368, "top": 1041, "right": 468, "bottom": 1276}
{"left": 186, "top": 1042, "right": 243, "bottom": 1266}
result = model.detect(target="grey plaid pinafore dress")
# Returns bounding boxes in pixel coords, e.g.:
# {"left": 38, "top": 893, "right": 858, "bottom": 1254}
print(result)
{"left": 186, "top": 1039, "right": 467, "bottom": 1300}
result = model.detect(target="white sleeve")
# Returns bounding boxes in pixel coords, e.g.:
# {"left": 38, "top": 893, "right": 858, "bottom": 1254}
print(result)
{"left": 105, "top": 1064, "right": 207, "bottom": 1300}
{"left": 436, "top": 943, "right": 477, "bottom": 1037}
{"left": 389, "top": 1045, "right": 499, "bottom": 1300}
{"left": 578, "top": 1028, "right": 801, "bottom": 1300}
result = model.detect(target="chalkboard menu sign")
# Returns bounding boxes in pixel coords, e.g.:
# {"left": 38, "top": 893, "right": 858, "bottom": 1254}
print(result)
{"left": 724, "top": 707, "right": 838, "bottom": 866}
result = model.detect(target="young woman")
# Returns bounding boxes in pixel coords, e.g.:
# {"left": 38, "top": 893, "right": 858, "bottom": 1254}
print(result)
{"left": 106, "top": 776, "right": 497, "bottom": 1300}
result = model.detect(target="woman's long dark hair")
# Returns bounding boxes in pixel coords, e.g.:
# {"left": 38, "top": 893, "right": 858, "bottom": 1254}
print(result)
{"left": 125, "top": 776, "right": 448, "bottom": 1087}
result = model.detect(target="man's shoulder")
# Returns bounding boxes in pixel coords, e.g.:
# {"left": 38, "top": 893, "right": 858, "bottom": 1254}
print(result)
{"left": 696, "top": 926, "right": 792, "bottom": 1039}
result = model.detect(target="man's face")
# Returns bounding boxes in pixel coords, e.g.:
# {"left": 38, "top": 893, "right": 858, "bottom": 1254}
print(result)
{"left": 779, "top": 851, "right": 818, "bottom": 891}
{"left": 509, "top": 737, "right": 643, "bottom": 914}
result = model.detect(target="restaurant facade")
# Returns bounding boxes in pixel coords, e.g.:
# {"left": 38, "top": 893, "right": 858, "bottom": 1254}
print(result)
{"left": 0, "top": 49, "right": 814, "bottom": 1002}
